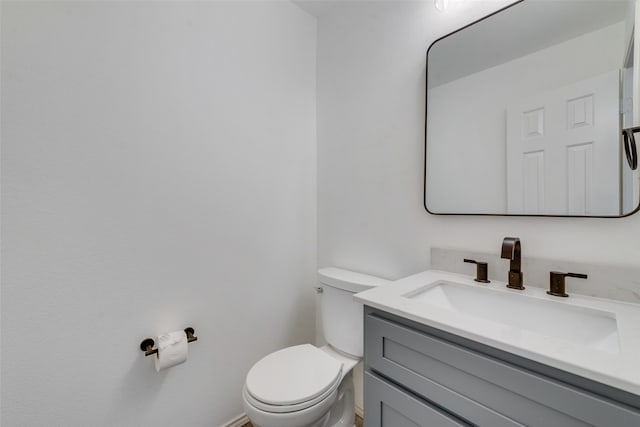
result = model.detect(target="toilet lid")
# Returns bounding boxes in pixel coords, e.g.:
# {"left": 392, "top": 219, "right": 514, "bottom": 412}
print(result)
{"left": 246, "top": 344, "right": 343, "bottom": 406}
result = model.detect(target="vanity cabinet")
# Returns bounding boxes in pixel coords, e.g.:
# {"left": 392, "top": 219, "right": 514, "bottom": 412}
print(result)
{"left": 363, "top": 307, "right": 640, "bottom": 427}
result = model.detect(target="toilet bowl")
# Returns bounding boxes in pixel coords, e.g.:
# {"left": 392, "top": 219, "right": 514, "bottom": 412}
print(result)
{"left": 242, "top": 268, "right": 389, "bottom": 427}
{"left": 242, "top": 344, "right": 357, "bottom": 427}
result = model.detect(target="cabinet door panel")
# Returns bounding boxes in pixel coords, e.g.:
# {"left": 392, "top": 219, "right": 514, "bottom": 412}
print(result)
{"left": 365, "top": 371, "right": 470, "bottom": 427}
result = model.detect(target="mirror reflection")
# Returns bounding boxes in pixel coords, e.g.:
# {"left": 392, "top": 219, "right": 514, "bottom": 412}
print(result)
{"left": 425, "top": 0, "right": 639, "bottom": 216}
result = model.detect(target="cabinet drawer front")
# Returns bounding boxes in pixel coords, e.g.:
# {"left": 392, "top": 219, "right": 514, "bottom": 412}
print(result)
{"left": 366, "top": 313, "right": 640, "bottom": 427}
{"left": 365, "top": 371, "right": 471, "bottom": 427}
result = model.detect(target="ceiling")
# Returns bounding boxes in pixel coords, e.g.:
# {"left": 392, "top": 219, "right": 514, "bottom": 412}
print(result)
{"left": 293, "top": 0, "right": 345, "bottom": 17}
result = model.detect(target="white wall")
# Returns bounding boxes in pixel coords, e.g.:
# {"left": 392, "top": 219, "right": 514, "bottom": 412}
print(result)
{"left": 317, "top": 0, "right": 640, "bottom": 276}
{"left": 318, "top": 1, "right": 640, "bottom": 278}
{"left": 1, "top": 2, "right": 316, "bottom": 426}
{"left": 316, "top": 0, "right": 640, "bottom": 408}
{"left": 428, "top": 22, "right": 625, "bottom": 213}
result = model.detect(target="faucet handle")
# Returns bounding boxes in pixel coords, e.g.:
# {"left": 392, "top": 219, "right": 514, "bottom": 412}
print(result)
{"left": 464, "top": 259, "right": 490, "bottom": 283}
{"left": 547, "top": 271, "right": 587, "bottom": 297}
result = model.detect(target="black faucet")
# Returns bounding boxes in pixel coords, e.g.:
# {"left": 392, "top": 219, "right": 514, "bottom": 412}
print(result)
{"left": 501, "top": 237, "right": 524, "bottom": 290}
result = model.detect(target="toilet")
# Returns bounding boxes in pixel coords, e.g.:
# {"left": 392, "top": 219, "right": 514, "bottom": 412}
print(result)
{"left": 242, "top": 267, "right": 389, "bottom": 427}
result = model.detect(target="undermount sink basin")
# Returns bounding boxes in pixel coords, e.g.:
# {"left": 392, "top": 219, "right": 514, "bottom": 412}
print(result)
{"left": 405, "top": 281, "right": 619, "bottom": 354}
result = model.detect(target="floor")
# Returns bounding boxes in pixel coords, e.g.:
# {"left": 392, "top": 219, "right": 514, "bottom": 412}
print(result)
{"left": 242, "top": 414, "right": 364, "bottom": 427}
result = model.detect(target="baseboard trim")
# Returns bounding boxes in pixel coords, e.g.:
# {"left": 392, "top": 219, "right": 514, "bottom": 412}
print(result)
{"left": 221, "top": 408, "right": 362, "bottom": 427}
{"left": 220, "top": 413, "right": 250, "bottom": 427}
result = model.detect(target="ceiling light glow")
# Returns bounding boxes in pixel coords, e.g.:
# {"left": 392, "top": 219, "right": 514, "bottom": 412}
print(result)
{"left": 435, "top": 0, "right": 449, "bottom": 12}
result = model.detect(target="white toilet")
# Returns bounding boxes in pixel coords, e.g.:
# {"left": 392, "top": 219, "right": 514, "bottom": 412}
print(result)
{"left": 242, "top": 267, "right": 388, "bottom": 427}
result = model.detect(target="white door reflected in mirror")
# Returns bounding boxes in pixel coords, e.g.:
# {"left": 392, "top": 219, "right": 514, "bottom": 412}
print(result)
{"left": 506, "top": 70, "right": 620, "bottom": 216}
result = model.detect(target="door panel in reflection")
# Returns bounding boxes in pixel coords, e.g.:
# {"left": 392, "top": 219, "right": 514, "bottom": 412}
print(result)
{"left": 506, "top": 70, "right": 620, "bottom": 215}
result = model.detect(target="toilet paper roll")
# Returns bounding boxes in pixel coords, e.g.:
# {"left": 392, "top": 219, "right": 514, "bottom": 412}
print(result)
{"left": 155, "top": 330, "right": 188, "bottom": 372}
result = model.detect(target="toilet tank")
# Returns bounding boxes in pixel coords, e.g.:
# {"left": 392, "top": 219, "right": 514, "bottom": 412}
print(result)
{"left": 318, "top": 267, "right": 389, "bottom": 357}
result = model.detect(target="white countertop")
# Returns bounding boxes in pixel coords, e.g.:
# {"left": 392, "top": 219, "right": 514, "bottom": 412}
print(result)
{"left": 354, "top": 269, "right": 640, "bottom": 396}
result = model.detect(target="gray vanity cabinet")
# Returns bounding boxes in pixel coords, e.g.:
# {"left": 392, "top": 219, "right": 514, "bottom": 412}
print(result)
{"left": 363, "top": 307, "right": 640, "bottom": 427}
{"left": 365, "top": 371, "right": 471, "bottom": 427}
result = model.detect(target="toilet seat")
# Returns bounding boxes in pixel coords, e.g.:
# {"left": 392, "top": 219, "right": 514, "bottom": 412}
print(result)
{"left": 244, "top": 344, "right": 343, "bottom": 413}
{"left": 243, "top": 378, "right": 339, "bottom": 414}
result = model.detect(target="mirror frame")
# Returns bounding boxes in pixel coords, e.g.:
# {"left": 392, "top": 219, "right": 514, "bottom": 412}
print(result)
{"left": 424, "top": 0, "right": 640, "bottom": 218}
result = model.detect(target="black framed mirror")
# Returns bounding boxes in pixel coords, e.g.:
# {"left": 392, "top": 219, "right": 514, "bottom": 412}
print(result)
{"left": 425, "top": 0, "right": 639, "bottom": 217}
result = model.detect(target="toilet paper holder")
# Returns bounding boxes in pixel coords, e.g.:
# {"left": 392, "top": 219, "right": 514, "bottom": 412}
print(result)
{"left": 139, "top": 327, "right": 198, "bottom": 357}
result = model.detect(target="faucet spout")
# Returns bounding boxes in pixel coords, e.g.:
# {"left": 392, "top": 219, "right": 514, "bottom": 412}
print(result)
{"left": 500, "top": 237, "right": 524, "bottom": 290}
{"left": 501, "top": 237, "right": 521, "bottom": 271}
